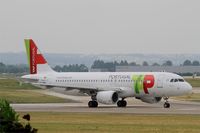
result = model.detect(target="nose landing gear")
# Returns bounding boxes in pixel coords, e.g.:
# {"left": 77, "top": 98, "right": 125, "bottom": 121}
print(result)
{"left": 163, "top": 97, "right": 170, "bottom": 108}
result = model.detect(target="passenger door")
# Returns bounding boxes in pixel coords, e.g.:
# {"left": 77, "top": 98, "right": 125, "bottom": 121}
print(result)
{"left": 157, "top": 75, "right": 164, "bottom": 88}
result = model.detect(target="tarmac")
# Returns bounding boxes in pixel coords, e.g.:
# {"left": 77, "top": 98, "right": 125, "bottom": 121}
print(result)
{"left": 11, "top": 88, "right": 200, "bottom": 114}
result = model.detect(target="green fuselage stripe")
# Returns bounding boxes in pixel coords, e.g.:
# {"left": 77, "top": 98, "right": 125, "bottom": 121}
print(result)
{"left": 132, "top": 75, "right": 144, "bottom": 94}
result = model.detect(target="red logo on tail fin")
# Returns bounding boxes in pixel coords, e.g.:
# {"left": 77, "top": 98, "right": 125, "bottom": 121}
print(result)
{"left": 30, "top": 40, "right": 47, "bottom": 74}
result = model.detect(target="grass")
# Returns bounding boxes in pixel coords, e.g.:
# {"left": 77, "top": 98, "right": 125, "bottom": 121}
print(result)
{"left": 0, "top": 78, "right": 40, "bottom": 90}
{"left": 0, "top": 90, "right": 69, "bottom": 103}
{"left": 18, "top": 112, "right": 200, "bottom": 133}
{"left": 185, "top": 78, "right": 200, "bottom": 87}
{"left": 0, "top": 78, "right": 73, "bottom": 103}
{"left": 174, "top": 93, "right": 200, "bottom": 102}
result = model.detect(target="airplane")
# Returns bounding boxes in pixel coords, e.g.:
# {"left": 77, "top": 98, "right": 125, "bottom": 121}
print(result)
{"left": 22, "top": 39, "right": 192, "bottom": 108}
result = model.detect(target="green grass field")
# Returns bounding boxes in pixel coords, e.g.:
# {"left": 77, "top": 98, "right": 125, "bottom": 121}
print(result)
{"left": 0, "top": 78, "right": 72, "bottom": 103}
{"left": 19, "top": 112, "right": 200, "bottom": 133}
{"left": 0, "top": 78, "right": 39, "bottom": 90}
{"left": 185, "top": 78, "right": 200, "bottom": 87}
{"left": 174, "top": 92, "right": 200, "bottom": 102}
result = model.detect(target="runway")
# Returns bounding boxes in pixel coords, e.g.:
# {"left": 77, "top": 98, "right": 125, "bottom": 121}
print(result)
{"left": 12, "top": 98, "right": 200, "bottom": 115}
{"left": 11, "top": 88, "right": 200, "bottom": 114}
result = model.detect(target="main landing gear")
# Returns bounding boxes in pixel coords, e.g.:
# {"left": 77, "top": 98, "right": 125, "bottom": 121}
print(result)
{"left": 163, "top": 97, "right": 170, "bottom": 108}
{"left": 88, "top": 93, "right": 98, "bottom": 108}
{"left": 88, "top": 100, "right": 98, "bottom": 108}
{"left": 117, "top": 99, "right": 127, "bottom": 107}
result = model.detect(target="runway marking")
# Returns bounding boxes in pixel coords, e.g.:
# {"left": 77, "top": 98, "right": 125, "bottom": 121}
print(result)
{"left": 178, "top": 108, "right": 198, "bottom": 111}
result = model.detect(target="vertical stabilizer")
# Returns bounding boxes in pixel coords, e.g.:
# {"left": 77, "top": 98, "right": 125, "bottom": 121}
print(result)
{"left": 24, "top": 39, "right": 55, "bottom": 74}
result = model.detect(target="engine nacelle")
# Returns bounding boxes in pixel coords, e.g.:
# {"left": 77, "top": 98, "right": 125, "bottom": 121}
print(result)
{"left": 96, "top": 91, "right": 118, "bottom": 104}
{"left": 137, "top": 97, "right": 162, "bottom": 104}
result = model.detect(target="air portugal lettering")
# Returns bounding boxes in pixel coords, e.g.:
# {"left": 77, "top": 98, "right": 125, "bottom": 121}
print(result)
{"left": 132, "top": 75, "right": 155, "bottom": 94}
{"left": 30, "top": 41, "right": 37, "bottom": 74}
{"left": 28, "top": 40, "right": 47, "bottom": 74}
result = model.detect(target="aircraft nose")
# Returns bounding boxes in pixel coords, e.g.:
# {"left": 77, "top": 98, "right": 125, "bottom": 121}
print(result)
{"left": 185, "top": 82, "right": 193, "bottom": 94}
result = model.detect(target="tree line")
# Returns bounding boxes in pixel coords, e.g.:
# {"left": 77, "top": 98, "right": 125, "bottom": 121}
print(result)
{"left": 91, "top": 59, "right": 200, "bottom": 72}
{"left": 0, "top": 59, "right": 199, "bottom": 73}
{"left": 0, "top": 62, "right": 89, "bottom": 74}
{"left": 53, "top": 64, "right": 88, "bottom": 72}
{"left": 0, "top": 63, "right": 28, "bottom": 74}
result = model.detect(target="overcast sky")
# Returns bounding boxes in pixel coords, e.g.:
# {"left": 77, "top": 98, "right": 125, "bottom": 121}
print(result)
{"left": 0, "top": 0, "right": 200, "bottom": 54}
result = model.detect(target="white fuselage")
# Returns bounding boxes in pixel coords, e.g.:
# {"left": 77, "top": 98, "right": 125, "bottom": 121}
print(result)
{"left": 22, "top": 72, "right": 192, "bottom": 99}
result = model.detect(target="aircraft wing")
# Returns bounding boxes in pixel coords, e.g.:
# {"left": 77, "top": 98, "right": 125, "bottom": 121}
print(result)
{"left": 32, "top": 82, "right": 125, "bottom": 95}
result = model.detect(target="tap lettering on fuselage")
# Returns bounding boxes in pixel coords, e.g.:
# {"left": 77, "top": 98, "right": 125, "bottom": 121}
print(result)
{"left": 132, "top": 75, "right": 155, "bottom": 94}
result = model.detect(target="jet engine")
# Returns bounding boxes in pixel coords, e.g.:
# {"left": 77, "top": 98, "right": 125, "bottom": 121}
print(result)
{"left": 136, "top": 96, "right": 162, "bottom": 104}
{"left": 96, "top": 91, "right": 118, "bottom": 104}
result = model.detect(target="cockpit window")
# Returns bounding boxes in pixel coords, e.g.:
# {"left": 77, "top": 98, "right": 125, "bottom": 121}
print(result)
{"left": 174, "top": 79, "right": 178, "bottom": 82}
{"left": 178, "top": 79, "right": 184, "bottom": 82}
{"left": 170, "top": 78, "right": 184, "bottom": 82}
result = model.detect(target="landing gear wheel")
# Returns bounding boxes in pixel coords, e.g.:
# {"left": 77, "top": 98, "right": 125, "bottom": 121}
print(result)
{"left": 117, "top": 100, "right": 127, "bottom": 107}
{"left": 88, "top": 101, "right": 98, "bottom": 108}
{"left": 163, "top": 97, "right": 170, "bottom": 108}
{"left": 164, "top": 102, "right": 170, "bottom": 108}
{"left": 117, "top": 100, "right": 122, "bottom": 107}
